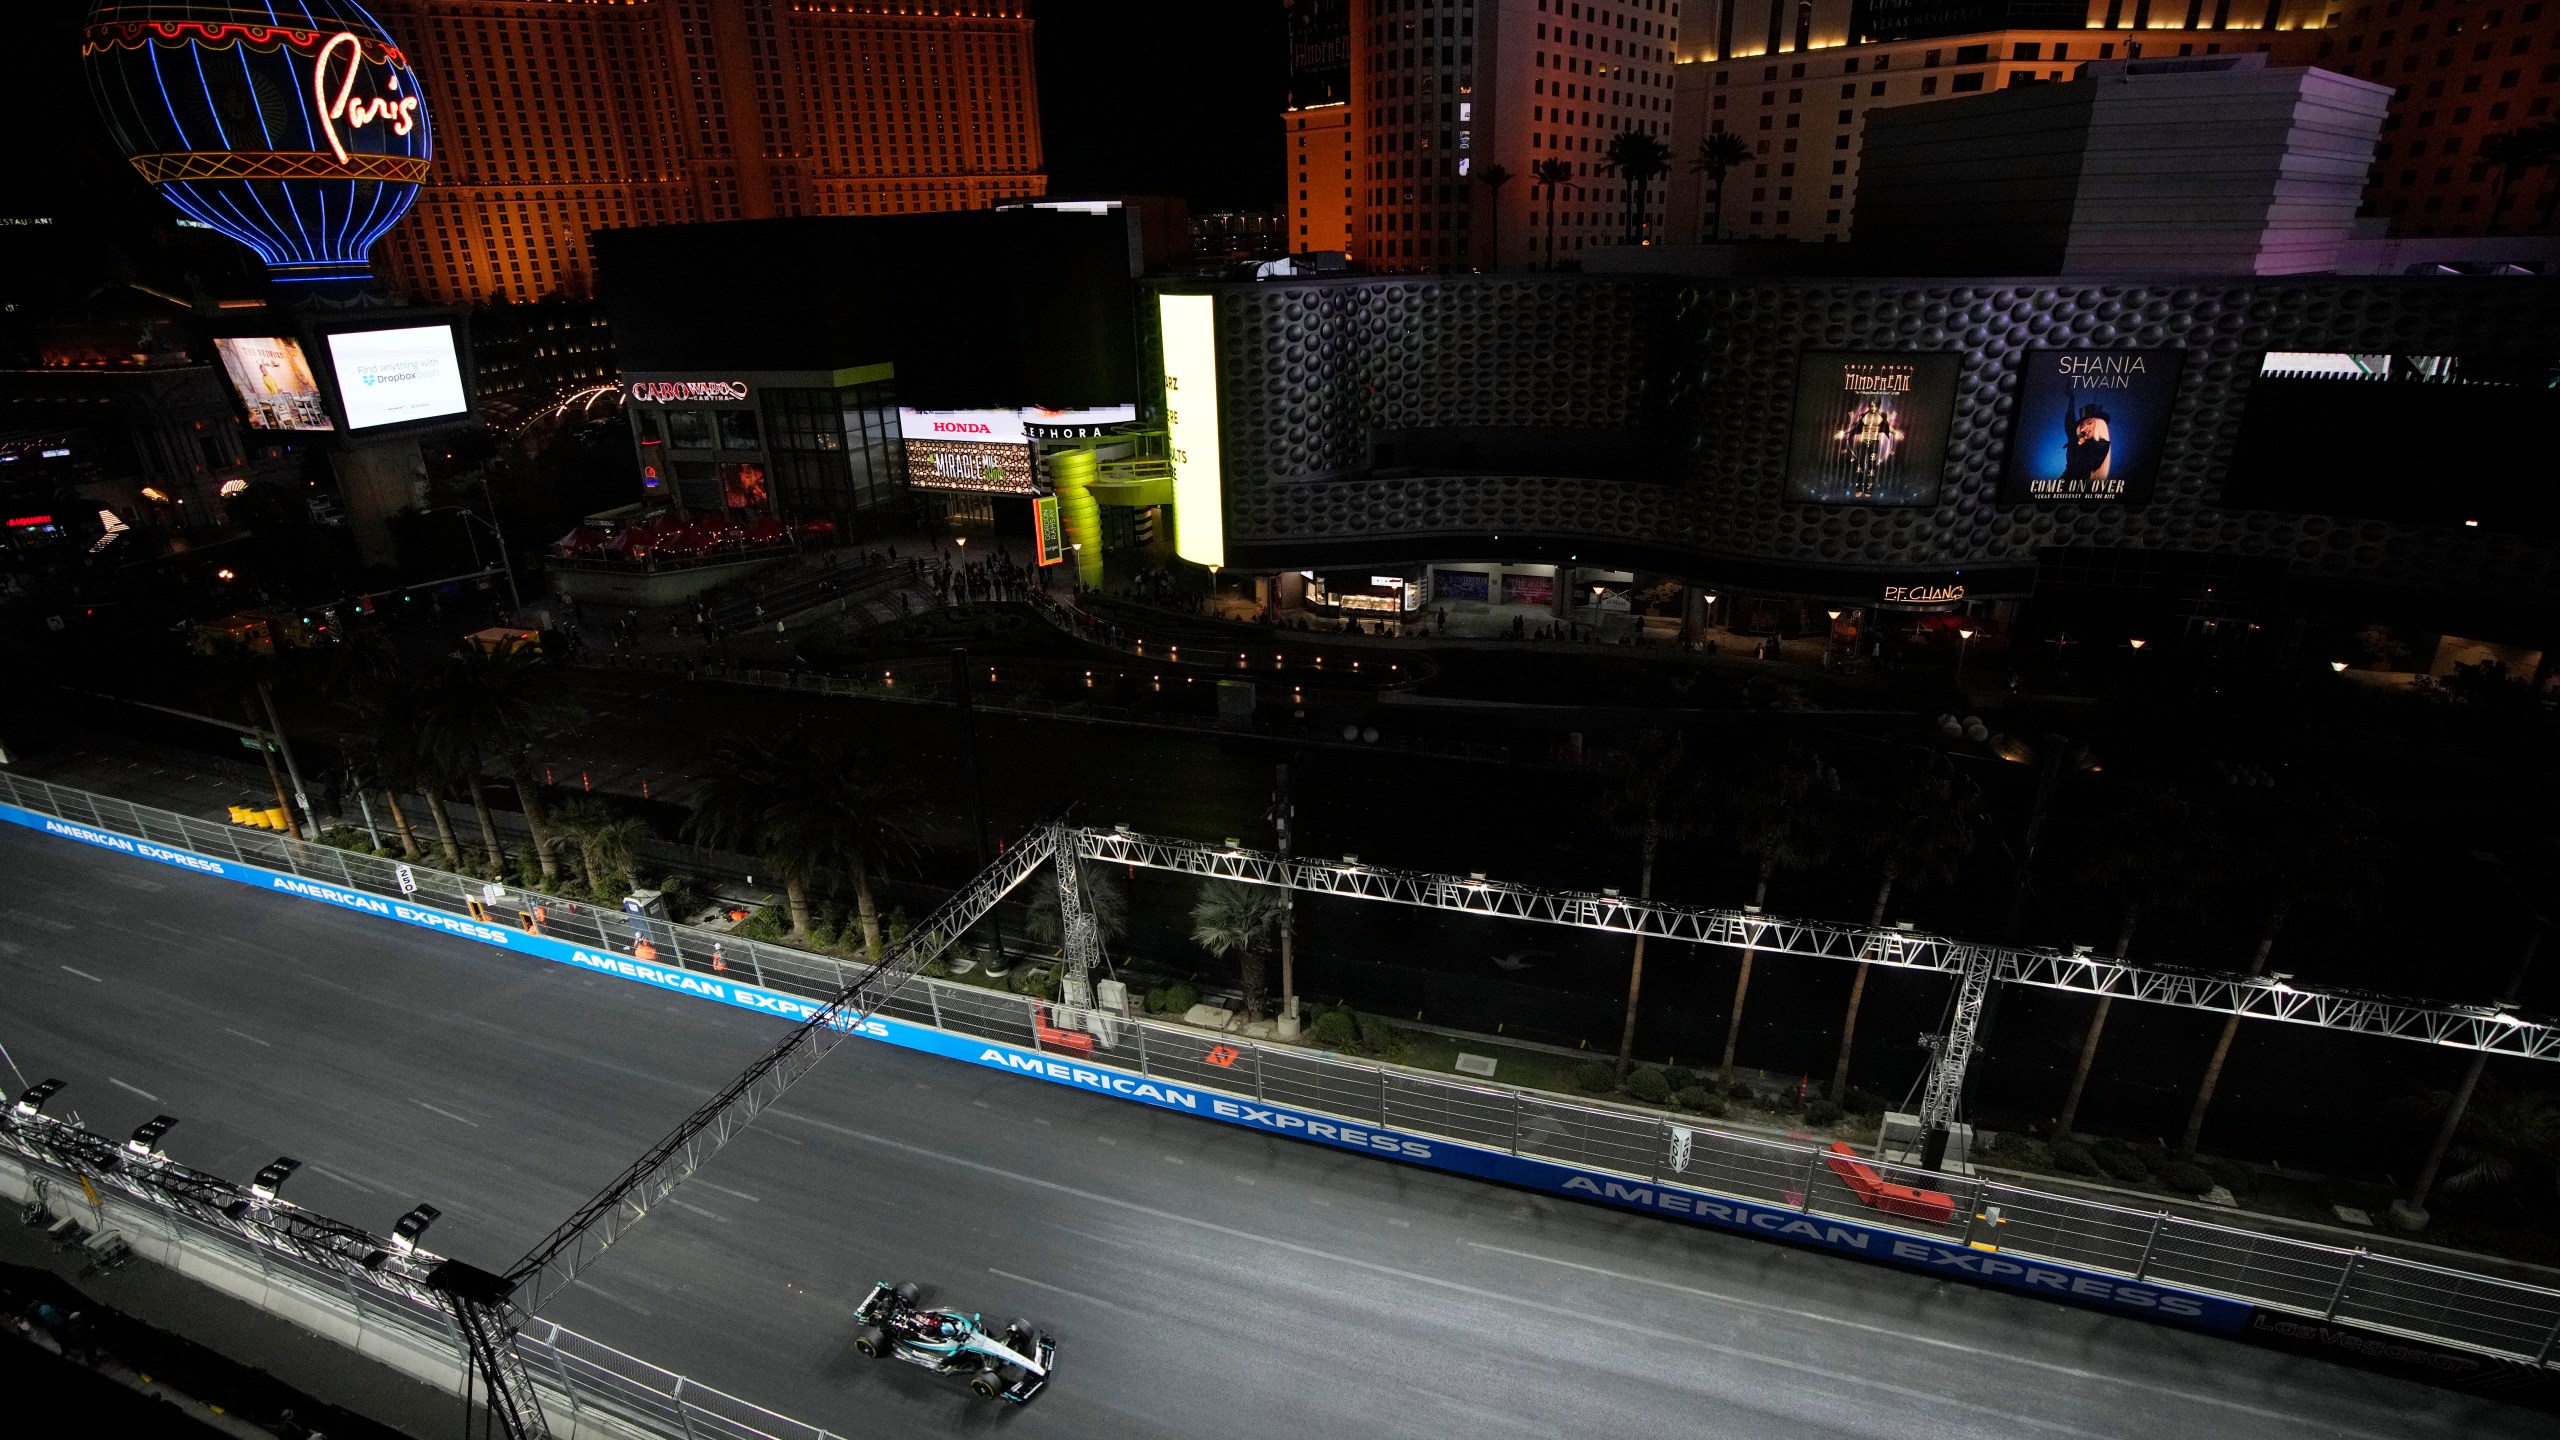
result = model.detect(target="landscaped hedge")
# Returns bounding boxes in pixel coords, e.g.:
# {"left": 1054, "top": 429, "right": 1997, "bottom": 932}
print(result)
{"left": 1573, "top": 1061, "right": 1616, "bottom": 1092}
{"left": 1625, "top": 1067, "right": 1671, "bottom": 1103}
{"left": 1675, "top": 1086, "right": 1725, "bottom": 1117}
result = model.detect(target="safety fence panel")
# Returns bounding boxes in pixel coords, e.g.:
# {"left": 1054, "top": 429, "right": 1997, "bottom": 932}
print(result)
{"left": 2342, "top": 1254, "right": 2560, "bottom": 1361}
{"left": 1135, "top": 1020, "right": 1270, "bottom": 1100}
{"left": 1981, "top": 1184, "right": 2163, "bottom": 1278}
{"left": 1669, "top": 1126, "right": 1812, "bottom": 1208}
{"left": 1515, "top": 1096, "right": 1663, "bottom": 1176}
{"left": 2143, "top": 1217, "right": 2359, "bottom": 1315}
{"left": 1255, "top": 1046, "right": 1387, "bottom": 1124}
{"left": 1383, "top": 1072, "right": 1519, "bottom": 1154}
{"left": 927, "top": 984, "right": 1040, "bottom": 1048}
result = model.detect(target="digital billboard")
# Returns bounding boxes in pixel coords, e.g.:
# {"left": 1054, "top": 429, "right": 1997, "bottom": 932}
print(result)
{"left": 2000, "top": 350, "right": 2185, "bottom": 504}
{"left": 325, "top": 324, "right": 470, "bottom": 430}
{"left": 1160, "top": 294, "right": 1225, "bottom": 567}
{"left": 213, "top": 337, "right": 332, "bottom": 432}
{"left": 2228, "top": 352, "right": 2560, "bottom": 532}
{"left": 1785, "top": 352, "right": 1958, "bottom": 507}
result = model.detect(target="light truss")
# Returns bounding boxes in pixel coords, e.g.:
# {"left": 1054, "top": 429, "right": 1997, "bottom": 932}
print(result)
{"left": 505, "top": 825, "right": 1059, "bottom": 1315}
{"left": 1070, "top": 827, "right": 2560, "bottom": 1062}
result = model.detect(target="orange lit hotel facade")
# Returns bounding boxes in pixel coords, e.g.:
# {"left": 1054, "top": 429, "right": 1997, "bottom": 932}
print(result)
{"left": 372, "top": 0, "right": 1045, "bottom": 305}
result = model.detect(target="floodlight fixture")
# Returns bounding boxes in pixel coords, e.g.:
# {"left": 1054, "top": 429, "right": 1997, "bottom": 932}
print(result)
{"left": 12, "top": 1079, "right": 66, "bottom": 1117}
{"left": 127, "top": 1115, "right": 179, "bottom": 1158}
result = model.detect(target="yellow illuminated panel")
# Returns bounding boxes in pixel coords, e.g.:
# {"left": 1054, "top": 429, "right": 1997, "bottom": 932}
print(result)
{"left": 1160, "top": 292, "right": 1224, "bottom": 569}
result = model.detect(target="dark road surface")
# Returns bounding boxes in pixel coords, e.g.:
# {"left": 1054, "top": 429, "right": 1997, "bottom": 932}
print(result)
{"left": 0, "top": 821, "right": 2539, "bottom": 1440}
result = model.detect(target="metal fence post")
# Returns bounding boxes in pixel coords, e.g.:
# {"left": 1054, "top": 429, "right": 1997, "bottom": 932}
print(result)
{"left": 2135, "top": 1211, "right": 2168, "bottom": 1280}
{"left": 1650, "top": 1118, "right": 1669, "bottom": 1183}
{"left": 1377, "top": 1068, "right": 1389, "bottom": 1126}
{"left": 1798, "top": 1146, "right": 1823, "bottom": 1213}
{"left": 330, "top": 848, "right": 356, "bottom": 885}
{"left": 1135, "top": 1018, "right": 1151, "bottom": 1076}
{"left": 2325, "top": 1251, "right": 2364, "bottom": 1319}
{"left": 2535, "top": 1311, "right": 2560, "bottom": 1366}
{"left": 927, "top": 981, "right": 944, "bottom": 1030}
{"left": 672, "top": 1375, "right": 699, "bottom": 1440}
{"left": 1253, "top": 1045, "right": 1266, "bottom": 1102}
{"left": 1510, "top": 1094, "right": 1523, "bottom": 1156}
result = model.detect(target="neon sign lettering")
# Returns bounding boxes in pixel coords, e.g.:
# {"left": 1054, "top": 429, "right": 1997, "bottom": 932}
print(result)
{"left": 1882, "top": 584, "right": 1965, "bottom": 604}
{"left": 314, "top": 32, "right": 419, "bottom": 166}
{"left": 630, "top": 381, "right": 751, "bottom": 403}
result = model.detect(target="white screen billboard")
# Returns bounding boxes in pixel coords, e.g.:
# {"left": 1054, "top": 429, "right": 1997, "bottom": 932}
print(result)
{"left": 326, "top": 324, "right": 470, "bottom": 430}
{"left": 1159, "top": 293, "right": 1224, "bottom": 568}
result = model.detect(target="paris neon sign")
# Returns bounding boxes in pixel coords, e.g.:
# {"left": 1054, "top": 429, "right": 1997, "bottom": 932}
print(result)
{"left": 313, "top": 31, "right": 419, "bottom": 165}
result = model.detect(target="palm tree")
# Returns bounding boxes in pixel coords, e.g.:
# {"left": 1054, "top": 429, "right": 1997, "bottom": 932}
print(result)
{"left": 1835, "top": 750, "right": 1980, "bottom": 1102}
{"left": 685, "top": 730, "right": 922, "bottom": 952}
{"left": 1595, "top": 732, "right": 1713, "bottom": 1082}
{"left": 1691, "top": 130, "right": 1751, "bottom": 241}
{"left": 1719, "top": 748, "right": 1846, "bottom": 1080}
{"left": 419, "top": 645, "right": 580, "bottom": 883}
{"left": 2175, "top": 785, "right": 2384, "bottom": 1158}
{"left": 1475, "top": 162, "right": 1514, "bottom": 270}
{"left": 1532, "top": 157, "right": 1574, "bottom": 270}
{"left": 2055, "top": 785, "right": 2218, "bottom": 1138}
{"left": 2403, "top": 1079, "right": 2560, "bottom": 1216}
{"left": 1191, "top": 879, "right": 1287, "bottom": 1023}
{"left": 554, "top": 799, "right": 651, "bottom": 900}
{"left": 1603, "top": 129, "right": 1673, "bottom": 245}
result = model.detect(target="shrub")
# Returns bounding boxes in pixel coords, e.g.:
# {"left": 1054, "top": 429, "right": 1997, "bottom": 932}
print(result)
{"left": 2133, "top": 1141, "right": 2169, "bottom": 1173}
{"left": 921, "top": 957, "right": 950, "bottom": 979}
{"left": 1573, "top": 1061, "right": 1617, "bottom": 1092}
{"left": 1011, "top": 965, "right": 1059, "bottom": 998}
{"left": 2160, "top": 1162, "right": 2215, "bottom": 1197}
{"left": 1354, "top": 1013, "right": 1405, "bottom": 1060}
{"left": 1159, "top": 981, "right": 1198, "bottom": 1017}
{"left": 1312, "top": 1009, "right": 1360, "bottom": 1051}
{"left": 735, "top": 904, "right": 786, "bottom": 942}
{"left": 1625, "top": 1068, "right": 1671, "bottom": 1104}
{"left": 1800, "top": 1098, "right": 1844, "bottom": 1127}
{"left": 1675, "top": 1087, "right": 1725, "bottom": 1117}
{"left": 1843, "top": 1087, "right": 1887, "bottom": 1119}
{"left": 2051, "top": 1141, "right": 2103, "bottom": 1177}
{"left": 1984, "top": 1131, "right": 2043, "bottom": 1166}
{"left": 2207, "top": 1159, "right": 2256, "bottom": 1203}
{"left": 1663, "top": 1066, "right": 1700, "bottom": 1092}
{"left": 1728, "top": 1081, "right": 1757, "bottom": 1103}
{"left": 2091, "top": 1140, "right": 2151, "bottom": 1185}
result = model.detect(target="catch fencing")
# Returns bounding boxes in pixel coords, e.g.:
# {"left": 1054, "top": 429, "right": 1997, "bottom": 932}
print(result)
{"left": 0, "top": 1148, "right": 844, "bottom": 1440}
{"left": 4, "top": 770, "right": 2558, "bottom": 1373}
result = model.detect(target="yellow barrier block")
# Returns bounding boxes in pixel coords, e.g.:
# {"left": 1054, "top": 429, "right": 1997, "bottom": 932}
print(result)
{"left": 263, "top": 807, "right": 289, "bottom": 830}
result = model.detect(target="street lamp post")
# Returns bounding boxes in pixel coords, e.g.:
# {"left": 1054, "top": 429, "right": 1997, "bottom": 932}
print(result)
{"left": 432, "top": 505, "right": 523, "bottom": 616}
{"left": 1956, "top": 626, "right": 1977, "bottom": 683}
{"left": 1588, "top": 583, "right": 1606, "bottom": 641}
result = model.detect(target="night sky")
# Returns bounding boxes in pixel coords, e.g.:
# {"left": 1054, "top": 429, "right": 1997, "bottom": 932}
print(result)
{"left": 3, "top": 0, "right": 1289, "bottom": 233}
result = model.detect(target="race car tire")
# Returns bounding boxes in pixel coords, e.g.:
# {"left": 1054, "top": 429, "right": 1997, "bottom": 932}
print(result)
{"left": 998, "top": 1364, "right": 1028, "bottom": 1391}
{"left": 968, "top": 1371, "right": 1005, "bottom": 1399}
{"left": 894, "top": 1282, "right": 921, "bottom": 1306}
{"left": 1007, "top": 1319, "right": 1032, "bottom": 1343}
{"left": 853, "top": 1327, "right": 886, "bottom": 1359}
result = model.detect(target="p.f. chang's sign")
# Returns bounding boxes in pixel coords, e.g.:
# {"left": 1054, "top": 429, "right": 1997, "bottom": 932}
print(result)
{"left": 1882, "top": 583, "right": 1966, "bottom": 605}
{"left": 630, "top": 380, "right": 751, "bottom": 403}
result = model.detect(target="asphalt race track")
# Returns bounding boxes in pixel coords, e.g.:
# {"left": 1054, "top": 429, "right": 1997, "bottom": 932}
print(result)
{"left": 0, "top": 822, "right": 2543, "bottom": 1440}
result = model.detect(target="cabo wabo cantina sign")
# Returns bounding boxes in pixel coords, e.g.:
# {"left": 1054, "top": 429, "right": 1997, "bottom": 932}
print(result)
{"left": 631, "top": 381, "right": 752, "bottom": 403}
{"left": 83, "top": 2, "right": 433, "bottom": 283}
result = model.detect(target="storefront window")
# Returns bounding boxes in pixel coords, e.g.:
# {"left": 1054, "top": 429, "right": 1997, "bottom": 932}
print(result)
{"left": 665, "top": 409, "right": 709, "bottom": 448}
{"left": 717, "top": 409, "right": 761, "bottom": 450}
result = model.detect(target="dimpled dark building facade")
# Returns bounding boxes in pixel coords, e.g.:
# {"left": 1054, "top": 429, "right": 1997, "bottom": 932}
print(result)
{"left": 1189, "top": 272, "right": 2560, "bottom": 630}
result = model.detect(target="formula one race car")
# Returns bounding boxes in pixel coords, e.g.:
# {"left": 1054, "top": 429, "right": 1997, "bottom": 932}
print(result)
{"left": 852, "top": 1280, "right": 1055, "bottom": 1403}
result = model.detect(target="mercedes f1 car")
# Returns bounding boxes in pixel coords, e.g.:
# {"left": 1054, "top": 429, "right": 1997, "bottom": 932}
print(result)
{"left": 852, "top": 1280, "right": 1056, "bottom": 1402}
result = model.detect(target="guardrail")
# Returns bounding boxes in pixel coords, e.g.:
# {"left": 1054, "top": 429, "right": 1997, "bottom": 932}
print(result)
{"left": 5, "top": 769, "right": 2558, "bottom": 1382}
{"left": 0, "top": 1146, "right": 843, "bottom": 1440}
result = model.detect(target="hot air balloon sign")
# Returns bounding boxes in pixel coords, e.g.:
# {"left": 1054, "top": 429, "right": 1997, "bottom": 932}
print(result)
{"left": 83, "top": 2, "right": 434, "bottom": 285}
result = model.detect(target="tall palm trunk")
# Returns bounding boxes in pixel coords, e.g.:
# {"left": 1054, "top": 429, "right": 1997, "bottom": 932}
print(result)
{"left": 422, "top": 789, "right": 463, "bottom": 869}
{"left": 2179, "top": 902, "right": 2286, "bottom": 1158}
{"left": 1720, "top": 868, "right": 1773, "bottom": 1080}
{"left": 1241, "top": 945, "right": 1268, "bottom": 1024}
{"left": 464, "top": 772, "right": 504, "bottom": 872}
{"left": 1831, "top": 867, "right": 1897, "bottom": 1101}
{"left": 852, "top": 856, "right": 884, "bottom": 961}
{"left": 381, "top": 789, "right": 421, "bottom": 860}
{"left": 504, "top": 759, "right": 560, "bottom": 885}
{"left": 784, "top": 872, "right": 814, "bottom": 939}
{"left": 578, "top": 836, "right": 606, "bottom": 897}
{"left": 2058, "top": 906, "right": 2143, "bottom": 1137}
{"left": 1613, "top": 819, "right": 1661, "bottom": 1082}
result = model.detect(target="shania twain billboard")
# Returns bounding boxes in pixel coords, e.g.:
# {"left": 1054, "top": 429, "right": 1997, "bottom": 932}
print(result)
{"left": 2000, "top": 349, "right": 2185, "bottom": 504}
{"left": 1784, "top": 352, "right": 1960, "bottom": 507}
